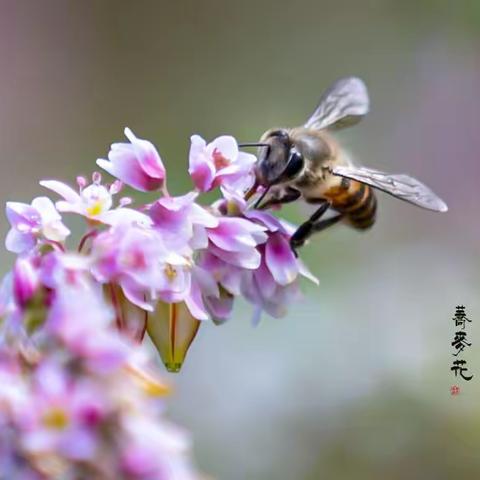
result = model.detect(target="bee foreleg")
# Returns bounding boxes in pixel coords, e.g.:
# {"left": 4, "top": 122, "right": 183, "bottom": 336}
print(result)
{"left": 290, "top": 200, "right": 331, "bottom": 255}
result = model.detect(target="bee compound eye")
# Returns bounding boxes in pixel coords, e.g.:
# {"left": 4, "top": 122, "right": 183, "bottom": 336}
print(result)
{"left": 284, "top": 151, "right": 304, "bottom": 179}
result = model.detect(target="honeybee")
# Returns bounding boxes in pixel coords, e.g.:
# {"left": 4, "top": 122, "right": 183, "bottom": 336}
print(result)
{"left": 242, "top": 77, "right": 448, "bottom": 253}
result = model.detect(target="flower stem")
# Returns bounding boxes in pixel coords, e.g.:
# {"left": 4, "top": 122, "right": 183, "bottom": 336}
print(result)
{"left": 108, "top": 283, "right": 123, "bottom": 330}
{"left": 78, "top": 230, "right": 98, "bottom": 253}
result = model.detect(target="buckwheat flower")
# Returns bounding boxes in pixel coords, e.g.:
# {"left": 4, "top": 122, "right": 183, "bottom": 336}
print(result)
{"left": 40, "top": 173, "right": 151, "bottom": 226}
{"left": 197, "top": 247, "right": 242, "bottom": 294}
{"left": 188, "top": 134, "right": 256, "bottom": 192}
{"left": 193, "top": 215, "right": 269, "bottom": 323}
{"left": 240, "top": 225, "right": 318, "bottom": 321}
{"left": 246, "top": 275, "right": 303, "bottom": 324}
{"left": 207, "top": 187, "right": 318, "bottom": 321}
{"left": 156, "top": 260, "right": 192, "bottom": 304}
{"left": 220, "top": 186, "right": 318, "bottom": 285}
{"left": 5, "top": 197, "right": 70, "bottom": 254}
{"left": 148, "top": 191, "right": 218, "bottom": 251}
{"left": 146, "top": 264, "right": 220, "bottom": 371}
{"left": 19, "top": 361, "right": 106, "bottom": 462}
{"left": 92, "top": 221, "right": 193, "bottom": 315}
{"left": 203, "top": 286, "right": 235, "bottom": 324}
{"left": 197, "top": 247, "right": 252, "bottom": 325}
{"left": 120, "top": 415, "right": 195, "bottom": 479}
{"left": 91, "top": 222, "right": 163, "bottom": 311}
{"left": 97, "top": 127, "right": 166, "bottom": 192}
{"left": 46, "top": 284, "right": 129, "bottom": 373}
{"left": 0, "top": 353, "right": 27, "bottom": 415}
{"left": 39, "top": 251, "right": 92, "bottom": 291}
{"left": 205, "top": 216, "right": 268, "bottom": 270}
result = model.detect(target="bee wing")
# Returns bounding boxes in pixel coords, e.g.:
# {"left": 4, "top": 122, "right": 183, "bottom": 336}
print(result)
{"left": 331, "top": 165, "right": 448, "bottom": 212}
{"left": 304, "top": 77, "right": 369, "bottom": 131}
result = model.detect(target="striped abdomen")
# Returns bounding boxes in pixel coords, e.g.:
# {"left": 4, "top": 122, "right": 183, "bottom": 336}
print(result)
{"left": 324, "top": 177, "right": 377, "bottom": 230}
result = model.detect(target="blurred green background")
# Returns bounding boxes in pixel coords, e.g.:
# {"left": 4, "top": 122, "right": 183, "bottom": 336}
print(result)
{"left": 1, "top": 1, "right": 480, "bottom": 479}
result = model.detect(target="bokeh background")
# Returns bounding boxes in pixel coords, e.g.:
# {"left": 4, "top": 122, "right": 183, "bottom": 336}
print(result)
{"left": 1, "top": 1, "right": 479, "bottom": 478}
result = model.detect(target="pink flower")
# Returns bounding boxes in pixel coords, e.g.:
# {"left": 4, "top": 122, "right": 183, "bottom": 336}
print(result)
{"left": 207, "top": 188, "right": 318, "bottom": 322}
{"left": 148, "top": 191, "right": 218, "bottom": 251}
{"left": 188, "top": 135, "right": 256, "bottom": 192}
{"left": 97, "top": 128, "right": 166, "bottom": 192}
{"left": 91, "top": 221, "right": 200, "bottom": 315}
{"left": 2, "top": 127, "right": 322, "bottom": 379}
{"left": 206, "top": 216, "right": 268, "bottom": 270}
{"left": 91, "top": 222, "right": 169, "bottom": 311}
{"left": 46, "top": 283, "right": 129, "bottom": 373}
{"left": 40, "top": 173, "right": 151, "bottom": 227}
{"left": 191, "top": 214, "right": 268, "bottom": 322}
{"left": 203, "top": 285, "right": 235, "bottom": 325}
{"left": 5, "top": 197, "right": 70, "bottom": 253}
{"left": 241, "top": 218, "right": 318, "bottom": 322}
{"left": 39, "top": 251, "right": 92, "bottom": 291}
{"left": 120, "top": 413, "right": 195, "bottom": 478}
{"left": 19, "top": 361, "right": 107, "bottom": 462}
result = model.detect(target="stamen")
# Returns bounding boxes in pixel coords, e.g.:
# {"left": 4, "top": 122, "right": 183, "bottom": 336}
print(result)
{"left": 165, "top": 264, "right": 177, "bottom": 281}
{"left": 76, "top": 176, "right": 87, "bottom": 190}
{"left": 42, "top": 407, "right": 69, "bottom": 430}
{"left": 86, "top": 200, "right": 103, "bottom": 217}
{"left": 92, "top": 171, "right": 102, "bottom": 184}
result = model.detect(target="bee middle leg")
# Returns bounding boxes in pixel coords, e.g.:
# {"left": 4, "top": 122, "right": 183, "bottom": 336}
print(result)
{"left": 290, "top": 202, "right": 343, "bottom": 255}
{"left": 290, "top": 201, "right": 331, "bottom": 254}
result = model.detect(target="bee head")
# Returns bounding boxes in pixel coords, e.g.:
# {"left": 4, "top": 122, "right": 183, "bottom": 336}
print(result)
{"left": 256, "top": 129, "right": 304, "bottom": 186}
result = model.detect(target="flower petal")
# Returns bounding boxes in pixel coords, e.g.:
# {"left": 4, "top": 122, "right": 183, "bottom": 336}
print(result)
{"left": 188, "top": 135, "right": 215, "bottom": 192}
{"left": 5, "top": 201, "right": 40, "bottom": 229}
{"left": 184, "top": 280, "right": 209, "bottom": 321}
{"left": 205, "top": 289, "right": 234, "bottom": 325}
{"left": 39, "top": 180, "right": 81, "bottom": 204}
{"left": 265, "top": 233, "right": 298, "bottom": 285}
{"left": 209, "top": 244, "right": 261, "bottom": 270}
{"left": 31, "top": 197, "right": 61, "bottom": 223}
{"left": 5, "top": 229, "right": 35, "bottom": 253}
{"left": 124, "top": 128, "right": 166, "bottom": 180}
{"left": 100, "top": 208, "right": 153, "bottom": 227}
{"left": 207, "top": 135, "right": 238, "bottom": 162}
{"left": 42, "top": 219, "right": 71, "bottom": 242}
{"left": 120, "top": 280, "right": 154, "bottom": 312}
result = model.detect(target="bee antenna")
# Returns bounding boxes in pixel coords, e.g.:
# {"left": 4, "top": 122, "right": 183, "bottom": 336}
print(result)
{"left": 238, "top": 142, "right": 270, "bottom": 148}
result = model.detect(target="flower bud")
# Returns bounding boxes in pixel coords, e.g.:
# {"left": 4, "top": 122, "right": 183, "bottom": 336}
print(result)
{"left": 97, "top": 128, "right": 166, "bottom": 193}
{"left": 147, "top": 302, "right": 200, "bottom": 373}
{"left": 13, "top": 256, "right": 40, "bottom": 308}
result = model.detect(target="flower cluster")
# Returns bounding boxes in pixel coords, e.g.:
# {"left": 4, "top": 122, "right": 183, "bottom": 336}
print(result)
{"left": 4, "top": 128, "right": 317, "bottom": 372}
{"left": 0, "top": 267, "right": 197, "bottom": 479}
{"left": 0, "top": 127, "right": 319, "bottom": 478}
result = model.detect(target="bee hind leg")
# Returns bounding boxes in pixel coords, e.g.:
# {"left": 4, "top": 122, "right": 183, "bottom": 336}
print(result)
{"left": 290, "top": 201, "right": 334, "bottom": 256}
{"left": 312, "top": 214, "right": 343, "bottom": 232}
